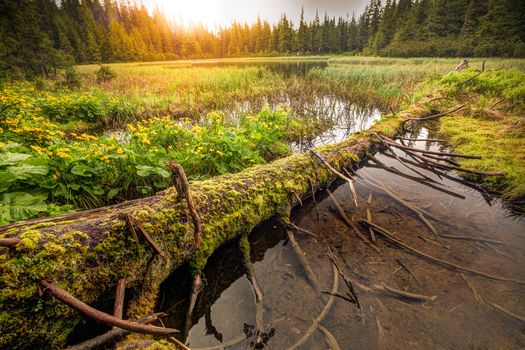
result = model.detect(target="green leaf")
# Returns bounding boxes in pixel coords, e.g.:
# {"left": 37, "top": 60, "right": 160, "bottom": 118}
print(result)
{"left": 0, "top": 153, "right": 31, "bottom": 166}
{"left": 136, "top": 165, "right": 154, "bottom": 177}
{"left": 0, "top": 192, "right": 48, "bottom": 224}
{"left": 70, "top": 164, "right": 93, "bottom": 177}
{"left": 7, "top": 164, "right": 49, "bottom": 180}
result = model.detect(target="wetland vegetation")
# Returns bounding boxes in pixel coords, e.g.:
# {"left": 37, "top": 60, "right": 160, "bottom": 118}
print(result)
{"left": 1, "top": 1, "right": 525, "bottom": 349}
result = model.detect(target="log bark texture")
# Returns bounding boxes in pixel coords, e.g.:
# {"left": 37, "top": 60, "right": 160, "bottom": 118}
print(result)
{"left": 0, "top": 116, "right": 402, "bottom": 349}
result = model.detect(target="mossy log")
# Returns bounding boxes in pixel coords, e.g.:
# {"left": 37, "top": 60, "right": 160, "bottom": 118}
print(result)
{"left": 0, "top": 115, "right": 402, "bottom": 349}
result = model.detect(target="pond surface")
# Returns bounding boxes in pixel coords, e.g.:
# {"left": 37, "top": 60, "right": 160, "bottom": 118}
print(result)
{"left": 159, "top": 127, "right": 525, "bottom": 349}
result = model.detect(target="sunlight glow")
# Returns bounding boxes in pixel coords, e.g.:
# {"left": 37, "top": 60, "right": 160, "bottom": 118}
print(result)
{"left": 147, "top": 0, "right": 220, "bottom": 28}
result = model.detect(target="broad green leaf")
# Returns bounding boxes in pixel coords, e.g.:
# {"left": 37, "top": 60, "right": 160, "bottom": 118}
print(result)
{"left": 0, "top": 153, "right": 31, "bottom": 166}
{"left": 70, "top": 164, "right": 93, "bottom": 177}
{"left": 7, "top": 164, "right": 49, "bottom": 180}
{"left": 0, "top": 192, "right": 48, "bottom": 223}
{"left": 136, "top": 165, "right": 154, "bottom": 177}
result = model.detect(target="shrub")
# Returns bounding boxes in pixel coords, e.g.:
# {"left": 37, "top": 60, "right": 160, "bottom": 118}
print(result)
{"left": 95, "top": 65, "right": 116, "bottom": 83}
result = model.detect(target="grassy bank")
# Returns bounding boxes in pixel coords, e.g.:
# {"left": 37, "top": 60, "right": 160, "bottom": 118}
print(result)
{"left": 413, "top": 67, "right": 525, "bottom": 200}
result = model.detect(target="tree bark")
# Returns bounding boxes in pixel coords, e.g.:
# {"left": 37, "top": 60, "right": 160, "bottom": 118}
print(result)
{"left": 0, "top": 116, "right": 402, "bottom": 349}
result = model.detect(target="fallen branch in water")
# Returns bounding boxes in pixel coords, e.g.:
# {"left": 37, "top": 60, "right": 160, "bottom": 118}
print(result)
{"left": 382, "top": 136, "right": 482, "bottom": 159}
{"left": 319, "top": 324, "right": 342, "bottom": 350}
{"left": 287, "top": 263, "right": 339, "bottom": 350}
{"left": 361, "top": 174, "right": 439, "bottom": 237}
{"left": 65, "top": 313, "right": 166, "bottom": 350}
{"left": 396, "top": 259, "right": 419, "bottom": 284}
{"left": 40, "top": 280, "right": 178, "bottom": 336}
{"left": 460, "top": 274, "right": 484, "bottom": 304}
{"left": 312, "top": 149, "right": 358, "bottom": 207}
{"left": 374, "top": 283, "right": 437, "bottom": 302}
{"left": 286, "top": 229, "right": 321, "bottom": 293}
{"left": 357, "top": 220, "right": 525, "bottom": 285}
{"left": 326, "top": 189, "right": 380, "bottom": 252}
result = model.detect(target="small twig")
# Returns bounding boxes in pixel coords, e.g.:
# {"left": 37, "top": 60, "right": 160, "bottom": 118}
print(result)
{"left": 456, "top": 59, "right": 486, "bottom": 86}
{"left": 286, "top": 229, "right": 321, "bottom": 293}
{"left": 326, "top": 248, "right": 361, "bottom": 309}
{"left": 123, "top": 213, "right": 139, "bottom": 244}
{"left": 374, "top": 283, "right": 437, "bottom": 302}
{"left": 288, "top": 222, "right": 318, "bottom": 239}
{"left": 159, "top": 318, "right": 193, "bottom": 350}
{"left": 366, "top": 209, "right": 376, "bottom": 243}
{"left": 113, "top": 279, "right": 126, "bottom": 320}
{"left": 128, "top": 216, "right": 167, "bottom": 258}
{"left": 415, "top": 153, "right": 505, "bottom": 177}
{"left": 286, "top": 263, "right": 339, "bottom": 350}
{"left": 357, "top": 220, "right": 525, "bottom": 285}
{"left": 319, "top": 324, "right": 342, "bottom": 350}
{"left": 0, "top": 237, "right": 21, "bottom": 248}
{"left": 0, "top": 101, "right": 21, "bottom": 116}
{"left": 326, "top": 189, "right": 380, "bottom": 252}
{"left": 311, "top": 149, "right": 358, "bottom": 207}
{"left": 168, "top": 162, "right": 203, "bottom": 248}
{"left": 489, "top": 97, "right": 506, "bottom": 109}
{"left": 460, "top": 274, "right": 484, "bottom": 304}
{"left": 40, "top": 280, "right": 178, "bottom": 336}
{"left": 395, "top": 259, "right": 419, "bottom": 283}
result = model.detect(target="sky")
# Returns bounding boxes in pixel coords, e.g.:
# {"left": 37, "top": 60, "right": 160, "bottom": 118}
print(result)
{"left": 141, "top": 0, "right": 369, "bottom": 29}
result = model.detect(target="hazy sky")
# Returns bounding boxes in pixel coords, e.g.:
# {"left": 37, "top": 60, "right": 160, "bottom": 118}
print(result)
{"left": 141, "top": 0, "right": 369, "bottom": 28}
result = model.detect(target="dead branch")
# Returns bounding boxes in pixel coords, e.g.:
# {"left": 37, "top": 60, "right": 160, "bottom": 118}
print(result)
{"left": 113, "top": 279, "right": 126, "bottom": 320}
{"left": 168, "top": 161, "right": 203, "bottom": 248}
{"left": 382, "top": 136, "right": 482, "bottom": 159}
{"left": 286, "top": 229, "right": 321, "bottom": 293}
{"left": 0, "top": 237, "right": 21, "bottom": 248}
{"left": 367, "top": 209, "right": 376, "bottom": 242}
{"left": 361, "top": 175, "right": 439, "bottom": 237}
{"left": 415, "top": 153, "right": 505, "bottom": 177}
{"left": 358, "top": 220, "right": 525, "bottom": 285}
{"left": 401, "top": 102, "right": 469, "bottom": 129}
{"left": 487, "top": 300, "right": 525, "bottom": 323}
{"left": 456, "top": 59, "right": 486, "bottom": 86}
{"left": 123, "top": 213, "right": 139, "bottom": 244}
{"left": 326, "top": 248, "right": 361, "bottom": 309}
{"left": 65, "top": 313, "right": 166, "bottom": 350}
{"left": 286, "top": 263, "right": 339, "bottom": 350}
{"left": 374, "top": 283, "right": 437, "bottom": 302}
{"left": 40, "top": 280, "right": 178, "bottom": 336}
{"left": 319, "top": 324, "right": 342, "bottom": 350}
{"left": 460, "top": 274, "right": 484, "bottom": 304}
{"left": 127, "top": 215, "right": 167, "bottom": 258}
{"left": 326, "top": 189, "right": 380, "bottom": 252}
{"left": 312, "top": 149, "right": 358, "bottom": 207}
{"left": 396, "top": 259, "right": 419, "bottom": 283}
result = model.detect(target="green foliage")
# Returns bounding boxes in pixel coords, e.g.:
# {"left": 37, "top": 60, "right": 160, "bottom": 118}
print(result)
{"left": 61, "top": 67, "right": 82, "bottom": 90}
{"left": 0, "top": 82, "right": 301, "bottom": 223}
{"left": 95, "top": 65, "right": 116, "bottom": 83}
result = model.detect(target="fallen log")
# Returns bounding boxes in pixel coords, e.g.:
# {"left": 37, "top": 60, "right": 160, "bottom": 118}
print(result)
{"left": 0, "top": 115, "right": 403, "bottom": 349}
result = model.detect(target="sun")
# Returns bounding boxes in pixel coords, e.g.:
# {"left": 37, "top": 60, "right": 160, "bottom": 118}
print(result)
{"left": 156, "top": 0, "right": 220, "bottom": 28}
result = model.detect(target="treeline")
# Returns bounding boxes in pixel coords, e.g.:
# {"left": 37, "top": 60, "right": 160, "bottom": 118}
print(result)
{"left": 1, "top": 0, "right": 524, "bottom": 78}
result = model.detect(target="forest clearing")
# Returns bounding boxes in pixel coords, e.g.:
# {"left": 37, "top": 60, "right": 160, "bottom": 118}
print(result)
{"left": 1, "top": 0, "right": 525, "bottom": 349}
